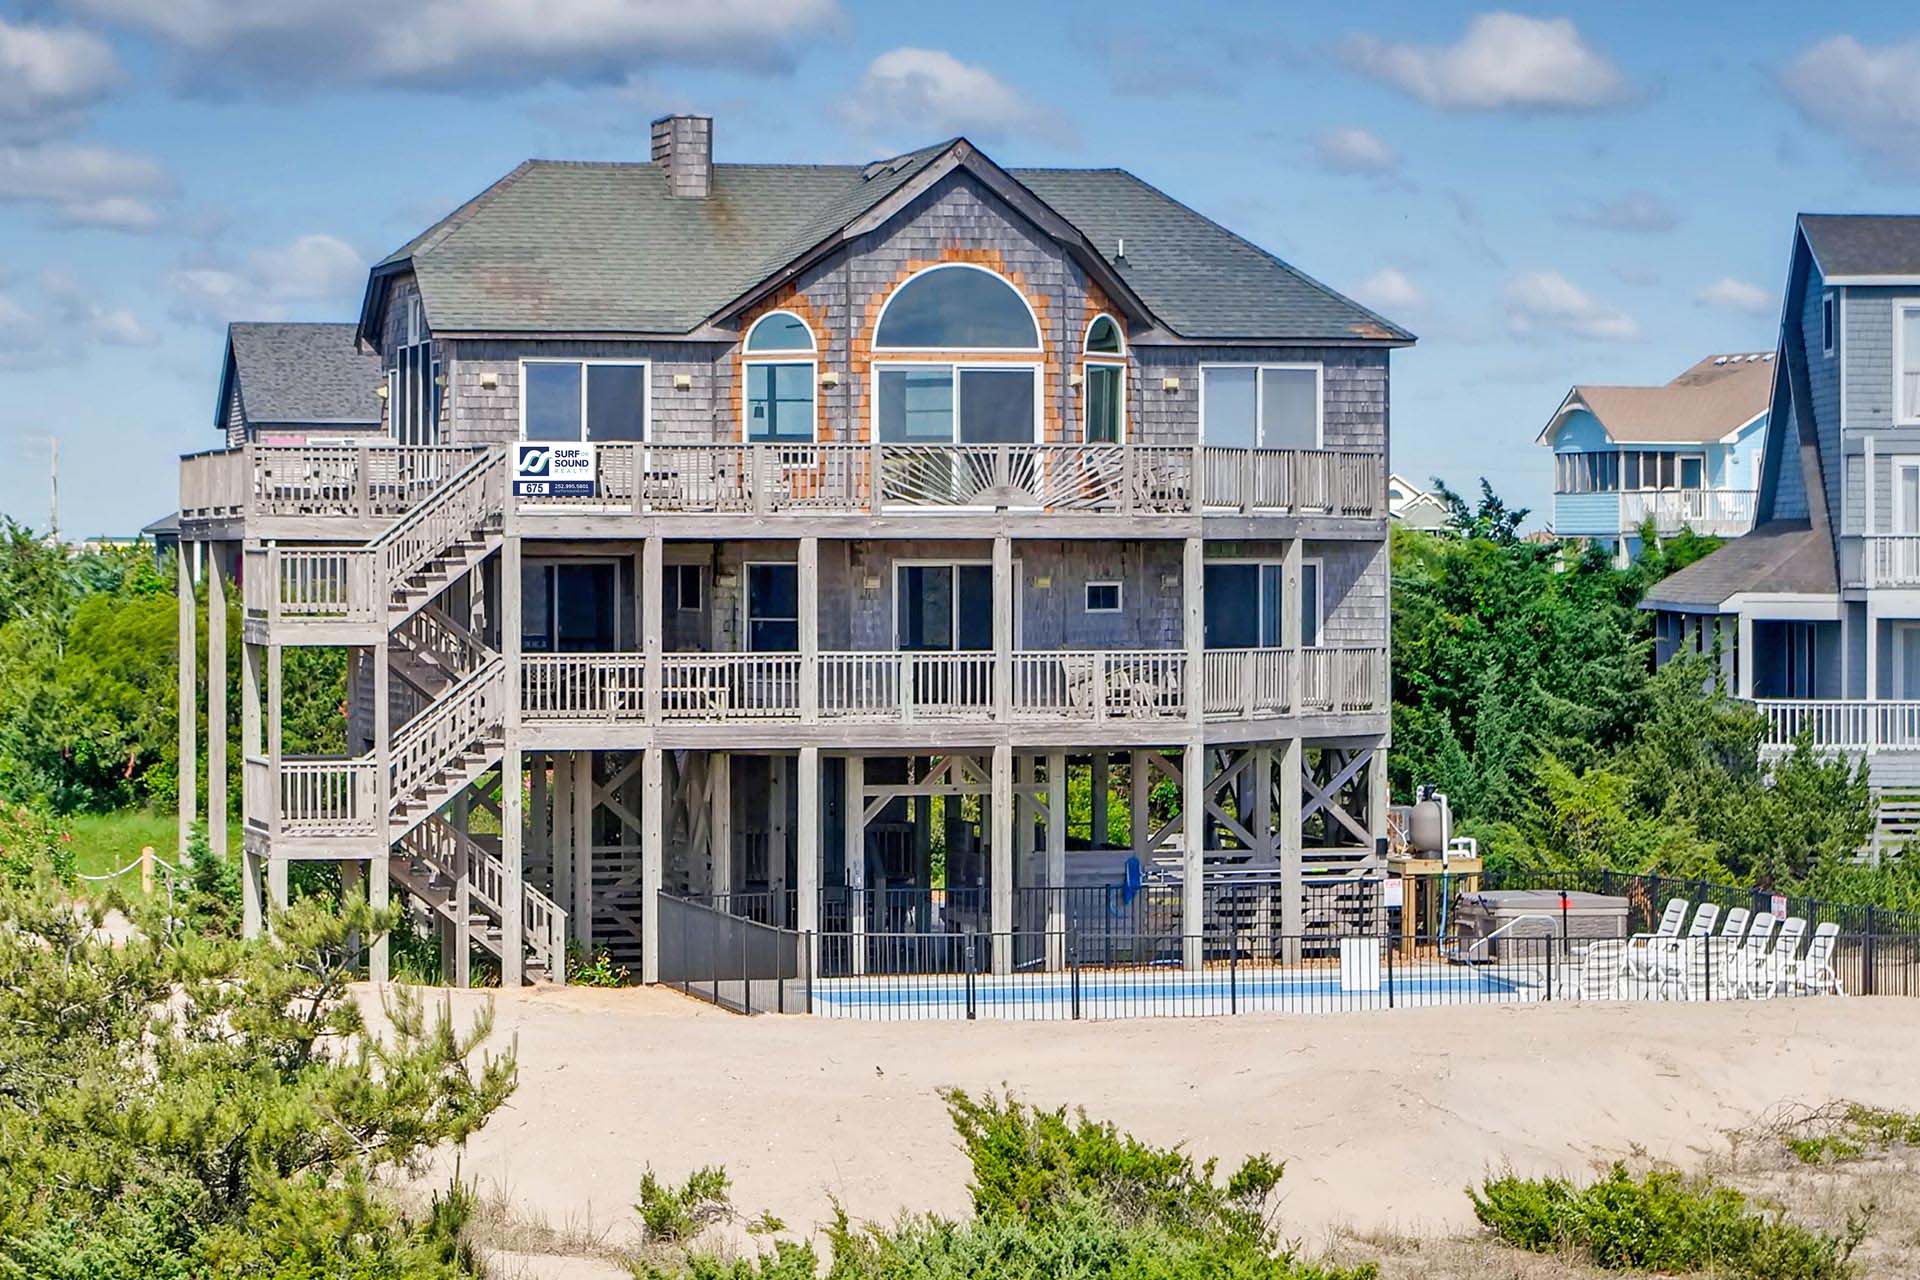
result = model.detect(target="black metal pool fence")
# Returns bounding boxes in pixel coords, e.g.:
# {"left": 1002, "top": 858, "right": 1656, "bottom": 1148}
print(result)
{"left": 1483, "top": 865, "right": 1920, "bottom": 937}
{"left": 656, "top": 891, "right": 1920, "bottom": 1020}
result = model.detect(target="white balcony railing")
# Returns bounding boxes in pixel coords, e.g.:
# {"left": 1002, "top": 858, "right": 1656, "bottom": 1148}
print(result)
{"left": 1618, "top": 489, "right": 1757, "bottom": 537}
{"left": 1754, "top": 699, "right": 1920, "bottom": 751}
{"left": 514, "top": 648, "right": 1387, "bottom": 726}
{"left": 1866, "top": 536, "right": 1920, "bottom": 588}
{"left": 187, "top": 442, "right": 1384, "bottom": 525}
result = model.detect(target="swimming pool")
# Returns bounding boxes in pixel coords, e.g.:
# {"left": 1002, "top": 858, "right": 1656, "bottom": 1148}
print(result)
{"left": 810, "top": 965, "right": 1537, "bottom": 1020}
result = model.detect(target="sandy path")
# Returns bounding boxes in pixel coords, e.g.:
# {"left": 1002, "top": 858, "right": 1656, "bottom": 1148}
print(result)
{"left": 381, "top": 985, "right": 1920, "bottom": 1246}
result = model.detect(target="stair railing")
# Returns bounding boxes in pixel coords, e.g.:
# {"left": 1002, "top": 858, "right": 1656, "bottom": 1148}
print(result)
{"left": 387, "top": 655, "right": 506, "bottom": 808}
{"left": 369, "top": 447, "right": 506, "bottom": 608}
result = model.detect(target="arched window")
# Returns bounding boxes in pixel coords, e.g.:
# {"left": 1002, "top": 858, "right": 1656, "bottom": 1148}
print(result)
{"left": 1082, "top": 313, "right": 1126, "bottom": 444}
{"left": 1084, "top": 313, "right": 1124, "bottom": 356}
{"left": 745, "top": 311, "right": 814, "bottom": 353}
{"left": 743, "top": 311, "right": 816, "bottom": 442}
{"left": 874, "top": 264, "right": 1040, "bottom": 350}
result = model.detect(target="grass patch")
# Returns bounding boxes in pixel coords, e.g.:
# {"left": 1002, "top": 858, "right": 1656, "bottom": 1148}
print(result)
{"left": 67, "top": 808, "right": 241, "bottom": 886}
{"left": 1782, "top": 1104, "right": 1920, "bottom": 1166}
{"left": 1471, "top": 1163, "right": 1868, "bottom": 1279}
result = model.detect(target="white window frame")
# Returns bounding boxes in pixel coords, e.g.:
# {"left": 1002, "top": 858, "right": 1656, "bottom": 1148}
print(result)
{"left": 1896, "top": 621, "right": 1920, "bottom": 699}
{"left": 744, "top": 309, "right": 816, "bottom": 355}
{"left": 1893, "top": 455, "right": 1920, "bottom": 534}
{"left": 742, "top": 311, "right": 819, "bottom": 444}
{"left": 1896, "top": 300, "right": 1920, "bottom": 427}
{"left": 1203, "top": 556, "right": 1323, "bottom": 648}
{"left": 1084, "top": 580, "right": 1123, "bottom": 613}
{"left": 871, "top": 263, "right": 1043, "bottom": 354}
{"left": 742, "top": 560, "right": 800, "bottom": 653}
{"left": 1198, "top": 362, "right": 1324, "bottom": 449}
{"left": 1081, "top": 314, "right": 1129, "bottom": 446}
{"left": 869, "top": 360, "right": 1045, "bottom": 445}
{"left": 517, "top": 357, "right": 651, "bottom": 442}
{"left": 1822, "top": 291, "right": 1836, "bottom": 357}
{"left": 889, "top": 558, "right": 1023, "bottom": 650}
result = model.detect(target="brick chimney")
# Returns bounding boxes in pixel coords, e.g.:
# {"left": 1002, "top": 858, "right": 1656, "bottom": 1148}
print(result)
{"left": 651, "top": 114, "right": 713, "bottom": 199}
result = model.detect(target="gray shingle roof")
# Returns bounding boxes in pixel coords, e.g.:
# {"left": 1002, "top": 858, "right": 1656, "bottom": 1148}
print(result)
{"left": 1799, "top": 214, "right": 1920, "bottom": 280}
{"left": 1638, "top": 521, "right": 1835, "bottom": 610}
{"left": 374, "top": 144, "right": 1411, "bottom": 345}
{"left": 228, "top": 322, "right": 381, "bottom": 426}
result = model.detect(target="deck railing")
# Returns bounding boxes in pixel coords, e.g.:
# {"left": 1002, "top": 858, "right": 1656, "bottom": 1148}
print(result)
{"left": 278, "top": 758, "right": 378, "bottom": 837}
{"left": 516, "top": 647, "right": 1385, "bottom": 726}
{"left": 1866, "top": 535, "right": 1920, "bottom": 588}
{"left": 1755, "top": 698, "right": 1920, "bottom": 750}
{"left": 191, "top": 442, "right": 1382, "bottom": 523}
{"left": 1619, "top": 489, "right": 1757, "bottom": 537}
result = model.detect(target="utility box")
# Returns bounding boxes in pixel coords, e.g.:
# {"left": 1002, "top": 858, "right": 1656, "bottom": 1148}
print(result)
{"left": 1454, "top": 890, "right": 1627, "bottom": 962}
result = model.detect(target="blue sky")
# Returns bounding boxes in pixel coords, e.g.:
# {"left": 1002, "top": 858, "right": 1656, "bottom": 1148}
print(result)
{"left": 2, "top": 1, "right": 1918, "bottom": 535}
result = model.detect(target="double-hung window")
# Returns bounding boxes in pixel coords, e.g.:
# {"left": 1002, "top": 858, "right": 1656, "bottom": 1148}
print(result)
{"left": 1202, "top": 561, "right": 1320, "bottom": 649}
{"left": 743, "top": 312, "right": 816, "bottom": 443}
{"left": 1201, "top": 364, "right": 1321, "bottom": 450}
{"left": 522, "top": 360, "right": 647, "bottom": 442}
{"left": 1898, "top": 302, "right": 1920, "bottom": 426}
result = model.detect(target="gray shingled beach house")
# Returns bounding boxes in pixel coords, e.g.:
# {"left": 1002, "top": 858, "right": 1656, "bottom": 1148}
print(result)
{"left": 1646, "top": 214, "right": 1920, "bottom": 853}
{"left": 175, "top": 118, "right": 1410, "bottom": 986}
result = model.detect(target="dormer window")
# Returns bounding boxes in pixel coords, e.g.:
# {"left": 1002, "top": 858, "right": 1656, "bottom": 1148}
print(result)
{"left": 744, "top": 311, "right": 816, "bottom": 443}
{"left": 1082, "top": 313, "right": 1126, "bottom": 444}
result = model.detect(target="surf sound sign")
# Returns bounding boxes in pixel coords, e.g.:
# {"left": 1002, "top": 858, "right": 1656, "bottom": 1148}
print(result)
{"left": 514, "top": 443, "right": 596, "bottom": 498}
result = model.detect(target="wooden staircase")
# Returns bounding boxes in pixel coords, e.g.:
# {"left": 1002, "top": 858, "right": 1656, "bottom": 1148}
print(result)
{"left": 391, "top": 815, "right": 565, "bottom": 981}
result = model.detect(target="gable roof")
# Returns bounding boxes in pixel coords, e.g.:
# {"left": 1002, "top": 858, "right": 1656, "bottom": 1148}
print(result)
{"left": 1799, "top": 213, "right": 1920, "bottom": 282}
{"left": 359, "top": 138, "right": 1413, "bottom": 347}
{"left": 1539, "top": 353, "right": 1773, "bottom": 446}
{"left": 219, "top": 322, "right": 381, "bottom": 430}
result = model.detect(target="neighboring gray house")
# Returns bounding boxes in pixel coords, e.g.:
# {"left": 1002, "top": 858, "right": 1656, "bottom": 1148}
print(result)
{"left": 214, "top": 321, "right": 383, "bottom": 445}
{"left": 1644, "top": 213, "right": 1920, "bottom": 849}
{"left": 176, "top": 118, "right": 1412, "bottom": 987}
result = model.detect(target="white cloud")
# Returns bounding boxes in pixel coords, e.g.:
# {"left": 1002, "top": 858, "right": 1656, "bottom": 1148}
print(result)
{"left": 1313, "top": 126, "right": 1399, "bottom": 176}
{"left": 168, "top": 232, "right": 367, "bottom": 324}
{"left": 1780, "top": 35, "right": 1920, "bottom": 171}
{"left": 1343, "top": 13, "right": 1633, "bottom": 113}
{"left": 0, "top": 141, "right": 172, "bottom": 230}
{"left": 841, "top": 47, "right": 1066, "bottom": 144}
{"left": 1504, "top": 270, "right": 1639, "bottom": 342}
{"left": 66, "top": 0, "right": 840, "bottom": 91}
{"left": 1695, "top": 277, "right": 1774, "bottom": 316}
{"left": 40, "top": 268, "right": 159, "bottom": 347}
{"left": 0, "top": 18, "right": 121, "bottom": 140}
{"left": 1562, "top": 191, "right": 1678, "bottom": 234}
{"left": 1352, "top": 266, "right": 1425, "bottom": 313}
{"left": 0, "top": 294, "right": 47, "bottom": 360}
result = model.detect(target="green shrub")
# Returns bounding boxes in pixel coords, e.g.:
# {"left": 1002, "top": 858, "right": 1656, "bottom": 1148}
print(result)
{"left": 1785, "top": 1103, "right": 1920, "bottom": 1165}
{"left": 0, "top": 800, "right": 74, "bottom": 888}
{"left": 1472, "top": 1163, "right": 1862, "bottom": 1279}
{"left": 637, "top": 1166, "right": 736, "bottom": 1244}
{"left": 570, "top": 945, "right": 632, "bottom": 987}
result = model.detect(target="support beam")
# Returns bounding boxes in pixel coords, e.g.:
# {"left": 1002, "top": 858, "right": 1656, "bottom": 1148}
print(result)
{"left": 1279, "top": 738, "right": 1303, "bottom": 962}
{"left": 845, "top": 753, "right": 865, "bottom": 975}
{"left": 993, "top": 535, "right": 1013, "bottom": 722}
{"left": 551, "top": 752, "right": 572, "bottom": 937}
{"left": 1090, "top": 752, "right": 1109, "bottom": 850}
{"left": 991, "top": 741, "right": 1013, "bottom": 975}
{"left": 1045, "top": 750, "right": 1066, "bottom": 970}
{"left": 1181, "top": 738, "right": 1204, "bottom": 971}
{"left": 642, "top": 534, "right": 663, "bottom": 725}
{"left": 799, "top": 536, "right": 819, "bottom": 723}
{"left": 1183, "top": 537, "right": 1204, "bottom": 727}
{"left": 640, "top": 746, "right": 664, "bottom": 983}
{"left": 797, "top": 747, "right": 820, "bottom": 979}
{"left": 177, "top": 543, "right": 196, "bottom": 857}
{"left": 369, "top": 633, "right": 391, "bottom": 984}
{"left": 1129, "top": 749, "right": 1150, "bottom": 856}
{"left": 207, "top": 556, "right": 227, "bottom": 860}
{"left": 451, "top": 788, "right": 472, "bottom": 987}
{"left": 266, "top": 642, "right": 284, "bottom": 911}
{"left": 240, "top": 641, "right": 263, "bottom": 938}
{"left": 500, "top": 748, "right": 525, "bottom": 986}
{"left": 572, "top": 750, "right": 593, "bottom": 953}
{"left": 710, "top": 751, "right": 732, "bottom": 896}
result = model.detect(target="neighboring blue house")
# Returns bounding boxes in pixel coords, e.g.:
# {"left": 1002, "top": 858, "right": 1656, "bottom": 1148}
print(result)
{"left": 1644, "top": 214, "right": 1920, "bottom": 856}
{"left": 1539, "top": 353, "right": 1773, "bottom": 562}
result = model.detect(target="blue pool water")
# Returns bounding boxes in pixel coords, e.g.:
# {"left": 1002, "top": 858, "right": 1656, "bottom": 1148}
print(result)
{"left": 810, "top": 967, "right": 1532, "bottom": 1019}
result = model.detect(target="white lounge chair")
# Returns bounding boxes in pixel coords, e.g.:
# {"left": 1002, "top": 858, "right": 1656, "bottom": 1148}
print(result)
{"left": 1785, "top": 922, "right": 1844, "bottom": 996}
{"left": 1719, "top": 906, "right": 1751, "bottom": 945}
{"left": 1623, "top": 899, "right": 1690, "bottom": 983}
{"left": 1731, "top": 915, "right": 1805, "bottom": 999}
{"left": 1651, "top": 903, "right": 1719, "bottom": 1000}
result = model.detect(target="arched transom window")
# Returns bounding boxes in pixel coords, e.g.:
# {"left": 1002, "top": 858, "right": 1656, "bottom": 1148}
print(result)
{"left": 873, "top": 265, "right": 1042, "bottom": 446}
{"left": 1082, "top": 313, "right": 1126, "bottom": 444}
{"left": 743, "top": 310, "right": 816, "bottom": 442}
{"left": 874, "top": 264, "right": 1040, "bottom": 350}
